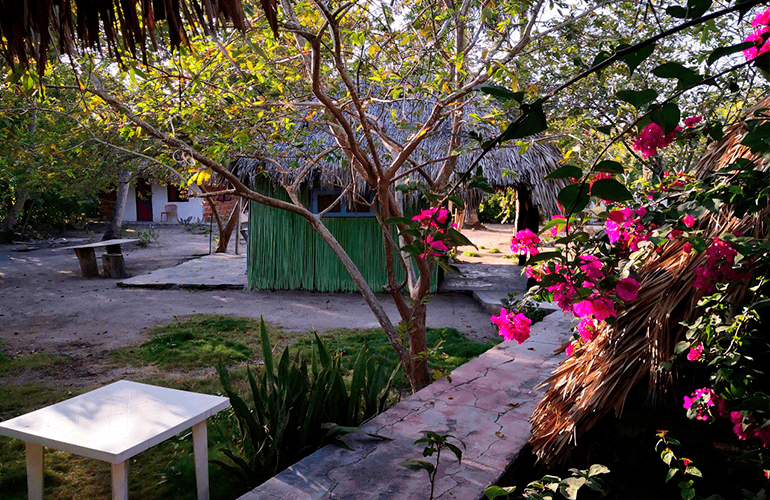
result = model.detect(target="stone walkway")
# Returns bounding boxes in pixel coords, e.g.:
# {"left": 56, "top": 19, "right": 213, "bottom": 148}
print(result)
{"left": 239, "top": 311, "right": 572, "bottom": 500}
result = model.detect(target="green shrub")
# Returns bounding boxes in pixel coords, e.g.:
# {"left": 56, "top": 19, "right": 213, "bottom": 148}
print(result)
{"left": 215, "top": 318, "right": 398, "bottom": 490}
{"left": 478, "top": 188, "right": 517, "bottom": 223}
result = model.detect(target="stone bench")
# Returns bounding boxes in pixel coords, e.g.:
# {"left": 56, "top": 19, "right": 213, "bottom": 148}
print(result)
{"left": 237, "top": 311, "right": 571, "bottom": 500}
{"left": 60, "top": 238, "right": 139, "bottom": 278}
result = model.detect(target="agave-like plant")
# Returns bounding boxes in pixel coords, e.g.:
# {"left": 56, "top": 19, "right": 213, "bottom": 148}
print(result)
{"left": 215, "top": 317, "right": 398, "bottom": 489}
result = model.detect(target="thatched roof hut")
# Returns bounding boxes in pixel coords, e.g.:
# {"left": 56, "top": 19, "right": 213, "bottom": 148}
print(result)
{"left": 528, "top": 97, "right": 770, "bottom": 465}
{"left": 227, "top": 99, "right": 565, "bottom": 292}
{"left": 228, "top": 99, "right": 566, "bottom": 219}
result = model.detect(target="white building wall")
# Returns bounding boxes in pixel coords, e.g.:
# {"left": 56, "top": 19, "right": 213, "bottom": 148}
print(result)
{"left": 122, "top": 182, "right": 204, "bottom": 222}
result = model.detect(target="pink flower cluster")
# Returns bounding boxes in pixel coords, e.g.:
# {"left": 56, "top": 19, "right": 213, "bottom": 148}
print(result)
{"left": 686, "top": 342, "right": 703, "bottom": 361}
{"left": 633, "top": 117, "right": 702, "bottom": 158}
{"left": 744, "top": 6, "right": 770, "bottom": 61}
{"left": 683, "top": 388, "right": 727, "bottom": 421}
{"left": 413, "top": 207, "right": 449, "bottom": 228}
{"left": 730, "top": 412, "right": 770, "bottom": 446}
{"left": 490, "top": 308, "right": 532, "bottom": 344}
{"left": 693, "top": 237, "right": 746, "bottom": 293}
{"left": 605, "top": 206, "right": 651, "bottom": 252}
{"left": 412, "top": 207, "right": 454, "bottom": 259}
{"left": 510, "top": 229, "right": 540, "bottom": 255}
{"left": 633, "top": 122, "right": 678, "bottom": 158}
{"left": 685, "top": 389, "right": 770, "bottom": 446}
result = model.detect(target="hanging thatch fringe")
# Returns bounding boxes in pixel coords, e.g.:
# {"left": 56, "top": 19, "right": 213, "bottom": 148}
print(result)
{"left": 529, "top": 96, "right": 770, "bottom": 466}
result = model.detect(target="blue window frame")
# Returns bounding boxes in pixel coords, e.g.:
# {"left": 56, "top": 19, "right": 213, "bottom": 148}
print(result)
{"left": 310, "top": 189, "right": 375, "bottom": 217}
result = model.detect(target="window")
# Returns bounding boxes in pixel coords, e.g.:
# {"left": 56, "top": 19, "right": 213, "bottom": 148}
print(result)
{"left": 167, "top": 183, "right": 189, "bottom": 202}
{"left": 310, "top": 189, "right": 375, "bottom": 217}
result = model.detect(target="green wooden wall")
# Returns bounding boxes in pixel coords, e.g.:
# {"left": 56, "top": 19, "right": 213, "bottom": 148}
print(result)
{"left": 247, "top": 194, "right": 437, "bottom": 293}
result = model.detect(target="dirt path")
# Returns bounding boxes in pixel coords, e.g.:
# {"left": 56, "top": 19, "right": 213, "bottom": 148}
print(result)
{"left": 0, "top": 223, "right": 518, "bottom": 387}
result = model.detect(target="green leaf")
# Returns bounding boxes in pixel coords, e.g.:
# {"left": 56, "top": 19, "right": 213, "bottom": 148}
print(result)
{"left": 595, "top": 124, "right": 613, "bottom": 135}
{"left": 652, "top": 63, "right": 702, "bottom": 89}
{"left": 666, "top": 467, "right": 678, "bottom": 483}
{"left": 526, "top": 251, "right": 563, "bottom": 264}
{"left": 545, "top": 165, "right": 583, "bottom": 180}
{"left": 500, "top": 101, "right": 547, "bottom": 142}
{"left": 400, "top": 458, "right": 435, "bottom": 474}
{"left": 445, "top": 227, "right": 475, "bottom": 247}
{"left": 618, "top": 43, "right": 656, "bottom": 75}
{"left": 559, "top": 477, "right": 587, "bottom": 500}
{"left": 707, "top": 41, "right": 756, "bottom": 65}
{"left": 685, "top": 466, "right": 702, "bottom": 478}
{"left": 650, "top": 103, "right": 682, "bottom": 134}
{"left": 484, "top": 486, "right": 517, "bottom": 499}
{"left": 478, "top": 85, "right": 525, "bottom": 104}
{"left": 595, "top": 160, "right": 624, "bottom": 174}
{"left": 666, "top": 0, "right": 712, "bottom": 19}
{"left": 590, "top": 179, "right": 633, "bottom": 202}
{"left": 616, "top": 89, "right": 658, "bottom": 109}
{"left": 558, "top": 184, "right": 590, "bottom": 214}
{"left": 588, "top": 464, "right": 610, "bottom": 476}
{"left": 592, "top": 50, "right": 613, "bottom": 76}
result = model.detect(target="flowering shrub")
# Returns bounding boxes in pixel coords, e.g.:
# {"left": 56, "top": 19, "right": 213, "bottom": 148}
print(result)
{"left": 744, "top": 6, "right": 770, "bottom": 61}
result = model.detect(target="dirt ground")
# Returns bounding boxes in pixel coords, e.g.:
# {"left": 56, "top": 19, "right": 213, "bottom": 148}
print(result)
{"left": 0, "top": 223, "right": 518, "bottom": 387}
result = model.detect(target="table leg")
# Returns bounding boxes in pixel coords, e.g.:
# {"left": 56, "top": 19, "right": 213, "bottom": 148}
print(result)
{"left": 192, "top": 421, "right": 209, "bottom": 500}
{"left": 26, "top": 442, "right": 44, "bottom": 500}
{"left": 73, "top": 248, "right": 99, "bottom": 277}
{"left": 111, "top": 461, "right": 129, "bottom": 500}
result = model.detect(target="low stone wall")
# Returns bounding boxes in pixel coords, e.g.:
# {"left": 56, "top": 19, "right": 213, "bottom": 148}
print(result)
{"left": 238, "top": 311, "right": 572, "bottom": 500}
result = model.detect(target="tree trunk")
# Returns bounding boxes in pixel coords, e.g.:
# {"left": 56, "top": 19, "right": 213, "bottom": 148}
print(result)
{"left": 405, "top": 304, "right": 433, "bottom": 391}
{"left": 515, "top": 187, "right": 540, "bottom": 266}
{"left": 0, "top": 190, "right": 29, "bottom": 243}
{"left": 215, "top": 198, "right": 241, "bottom": 253}
{"left": 102, "top": 172, "right": 130, "bottom": 241}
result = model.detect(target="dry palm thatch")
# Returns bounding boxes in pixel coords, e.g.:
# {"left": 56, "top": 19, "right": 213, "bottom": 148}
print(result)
{"left": 528, "top": 97, "right": 770, "bottom": 465}
{"left": 228, "top": 99, "right": 567, "bottom": 217}
{"left": 0, "top": 0, "right": 263, "bottom": 74}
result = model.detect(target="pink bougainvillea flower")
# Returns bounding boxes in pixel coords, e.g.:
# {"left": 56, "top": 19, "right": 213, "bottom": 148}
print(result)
{"left": 683, "top": 388, "right": 725, "bottom": 421}
{"left": 668, "top": 229, "right": 683, "bottom": 240}
{"left": 412, "top": 207, "right": 450, "bottom": 227}
{"left": 572, "top": 297, "right": 616, "bottom": 322}
{"left": 744, "top": 25, "right": 770, "bottom": 61}
{"left": 684, "top": 115, "right": 703, "bottom": 128}
{"left": 633, "top": 122, "right": 678, "bottom": 158}
{"left": 565, "top": 342, "right": 576, "bottom": 356}
{"left": 686, "top": 342, "right": 703, "bottom": 362}
{"left": 683, "top": 459, "right": 691, "bottom": 467}
{"left": 682, "top": 214, "right": 695, "bottom": 228}
{"left": 753, "top": 5, "right": 770, "bottom": 27}
{"left": 616, "top": 276, "right": 641, "bottom": 302}
{"left": 420, "top": 235, "right": 449, "bottom": 259}
{"left": 577, "top": 317, "right": 599, "bottom": 342}
{"left": 683, "top": 243, "right": 693, "bottom": 254}
{"left": 550, "top": 215, "right": 568, "bottom": 237}
{"left": 578, "top": 255, "right": 605, "bottom": 281}
{"left": 510, "top": 229, "right": 540, "bottom": 255}
{"left": 490, "top": 308, "right": 532, "bottom": 344}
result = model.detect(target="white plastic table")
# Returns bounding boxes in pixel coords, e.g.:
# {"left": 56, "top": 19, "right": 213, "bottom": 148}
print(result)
{"left": 0, "top": 380, "right": 230, "bottom": 500}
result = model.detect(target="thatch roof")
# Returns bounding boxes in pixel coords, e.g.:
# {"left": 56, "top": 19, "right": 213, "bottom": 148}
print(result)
{"left": 0, "top": 0, "right": 258, "bottom": 74}
{"left": 228, "top": 99, "right": 567, "bottom": 217}
{"left": 528, "top": 96, "right": 770, "bottom": 465}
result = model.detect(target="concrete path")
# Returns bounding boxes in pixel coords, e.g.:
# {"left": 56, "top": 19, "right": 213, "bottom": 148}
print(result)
{"left": 118, "top": 253, "right": 247, "bottom": 288}
{"left": 239, "top": 311, "right": 572, "bottom": 500}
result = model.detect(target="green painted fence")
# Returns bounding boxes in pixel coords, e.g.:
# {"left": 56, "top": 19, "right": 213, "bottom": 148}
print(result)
{"left": 247, "top": 199, "right": 437, "bottom": 293}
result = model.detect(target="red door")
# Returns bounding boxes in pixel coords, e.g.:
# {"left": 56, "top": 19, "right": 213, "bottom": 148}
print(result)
{"left": 136, "top": 178, "right": 153, "bottom": 221}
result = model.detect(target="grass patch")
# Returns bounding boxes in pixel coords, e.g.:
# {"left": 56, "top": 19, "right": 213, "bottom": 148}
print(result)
{"left": 462, "top": 250, "right": 479, "bottom": 257}
{"left": 488, "top": 247, "right": 501, "bottom": 254}
{"left": 0, "top": 351, "right": 66, "bottom": 377}
{"left": 502, "top": 254, "right": 518, "bottom": 259}
{"left": 111, "top": 314, "right": 287, "bottom": 369}
{"left": 289, "top": 327, "right": 500, "bottom": 383}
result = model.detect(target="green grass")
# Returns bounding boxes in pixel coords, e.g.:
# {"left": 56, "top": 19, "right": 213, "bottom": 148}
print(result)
{"left": 0, "top": 315, "right": 496, "bottom": 500}
{"left": 462, "top": 250, "right": 480, "bottom": 257}
{"left": 0, "top": 350, "right": 66, "bottom": 377}
{"left": 111, "top": 314, "right": 287, "bottom": 369}
{"left": 502, "top": 254, "right": 518, "bottom": 259}
{"left": 488, "top": 247, "right": 501, "bottom": 254}
{"left": 289, "top": 326, "right": 500, "bottom": 383}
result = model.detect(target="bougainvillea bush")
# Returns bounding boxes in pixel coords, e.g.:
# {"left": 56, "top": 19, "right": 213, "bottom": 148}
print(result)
{"left": 485, "top": 5, "right": 770, "bottom": 496}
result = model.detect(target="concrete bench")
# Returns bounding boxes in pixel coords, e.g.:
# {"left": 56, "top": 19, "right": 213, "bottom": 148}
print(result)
{"left": 60, "top": 239, "right": 139, "bottom": 278}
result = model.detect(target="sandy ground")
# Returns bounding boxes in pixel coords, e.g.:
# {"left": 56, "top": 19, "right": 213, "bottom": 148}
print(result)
{"left": 0, "top": 223, "right": 518, "bottom": 386}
